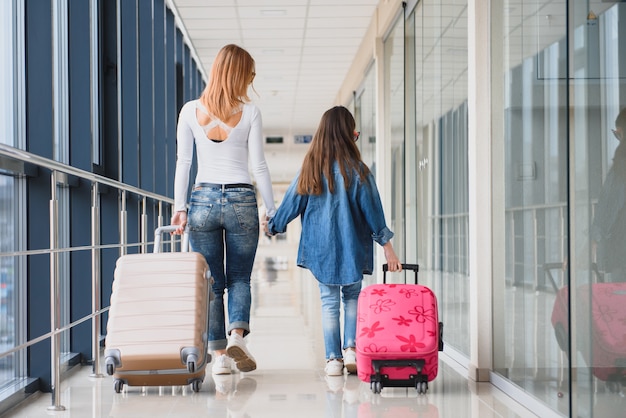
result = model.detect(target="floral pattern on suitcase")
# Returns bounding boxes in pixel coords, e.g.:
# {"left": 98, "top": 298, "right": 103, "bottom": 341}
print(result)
{"left": 356, "top": 284, "right": 440, "bottom": 383}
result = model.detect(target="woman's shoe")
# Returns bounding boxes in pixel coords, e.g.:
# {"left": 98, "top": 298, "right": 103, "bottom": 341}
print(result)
{"left": 226, "top": 333, "right": 257, "bottom": 372}
{"left": 212, "top": 354, "right": 234, "bottom": 375}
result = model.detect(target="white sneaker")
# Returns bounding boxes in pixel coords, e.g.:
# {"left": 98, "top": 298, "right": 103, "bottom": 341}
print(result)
{"left": 212, "top": 354, "right": 234, "bottom": 375}
{"left": 325, "top": 359, "right": 344, "bottom": 376}
{"left": 343, "top": 348, "right": 357, "bottom": 374}
{"left": 226, "top": 333, "right": 257, "bottom": 372}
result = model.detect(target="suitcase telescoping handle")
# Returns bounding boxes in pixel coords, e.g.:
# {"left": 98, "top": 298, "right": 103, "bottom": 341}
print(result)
{"left": 382, "top": 263, "right": 419, "bottom": 284}
{"left": 153, "top": 225, "right": 190, "bottom": 253}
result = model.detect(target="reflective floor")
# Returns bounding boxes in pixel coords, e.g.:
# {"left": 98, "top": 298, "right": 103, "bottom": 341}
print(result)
{"left": 5, "top": 239, "right": 539, "bottom": 418}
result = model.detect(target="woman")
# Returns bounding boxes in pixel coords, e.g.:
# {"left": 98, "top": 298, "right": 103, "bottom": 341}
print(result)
{"left": 172, "top": 44, "right": 275, "bottom": 374}
{"left": 264, "top": 106, "right": 401, "bottom": 376}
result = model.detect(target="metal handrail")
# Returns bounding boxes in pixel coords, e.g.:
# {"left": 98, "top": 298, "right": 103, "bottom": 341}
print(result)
{"left": 0, "top": 142, "right": 174, "bottom": 410}
{"left": 0, "top": 143, "right": 174, "bottom": 204}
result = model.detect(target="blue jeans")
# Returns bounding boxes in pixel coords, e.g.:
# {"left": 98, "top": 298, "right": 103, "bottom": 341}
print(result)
{"left": 187, "top": 184, "right": 260, "bottom": 351}
{"left": 318, "top": 281, "right": 362, "bottom": 360}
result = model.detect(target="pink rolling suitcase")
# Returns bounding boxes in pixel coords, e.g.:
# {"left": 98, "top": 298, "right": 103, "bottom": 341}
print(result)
{"left": 356, "top": 264, "right": 443, "bottom": 394}
{"left": 104, "top": 226, "right": 211, "bottom": 393}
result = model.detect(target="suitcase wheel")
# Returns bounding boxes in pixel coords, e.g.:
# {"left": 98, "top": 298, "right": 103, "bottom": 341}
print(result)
{"left": 187, "top": 355, "right": 198, "bottom": 373}
{"left": 416, "top": 381, "right": 428, "bottom": 394}
{"left": 114, "top": 379, "right": 124, "bottom": 393}
{"left": 104, "top": 350, "right": 121, "bottom": 375}
{"left": 370, "top": 380, "right": 383, "bottom": 394}
{"left": 438, "top": 322, "right": 444, "bottom": 351}
{"left": 191, "top": 379, "right": 202, "bottom": 393}
{"left": 181, "top": 348, "right": 200, "bottom": 373}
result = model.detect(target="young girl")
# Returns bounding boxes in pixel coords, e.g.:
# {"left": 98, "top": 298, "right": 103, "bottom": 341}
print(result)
{"left": 264, "top": 106, "right": 401, "bottom": 376}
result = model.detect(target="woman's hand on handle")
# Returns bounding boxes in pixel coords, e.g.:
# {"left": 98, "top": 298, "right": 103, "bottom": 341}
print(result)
{"left": 383, "top": 242, "right": 402, "bottom": 272}
{"left": 171, "top": 211, "right": 187, "bottom": 235}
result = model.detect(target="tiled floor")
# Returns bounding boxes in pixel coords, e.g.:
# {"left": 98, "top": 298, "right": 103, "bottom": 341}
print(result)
{"left": 5, "top": 240, "right": 539, "bottom": 418}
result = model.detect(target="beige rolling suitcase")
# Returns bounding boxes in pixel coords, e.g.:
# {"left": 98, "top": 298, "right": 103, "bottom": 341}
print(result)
{"left": 104, "top": 226, "right": 211, "bottom": 393}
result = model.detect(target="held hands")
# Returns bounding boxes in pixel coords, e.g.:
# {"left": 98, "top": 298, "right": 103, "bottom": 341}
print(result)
{"left": 383, "top": 242, "right": 402, "bottom": 272}
{"left": 171, "top": 211, "right": 187, "bottom": 235}
{"left": 261, "top": 215, "right": 273, "bottom": 237}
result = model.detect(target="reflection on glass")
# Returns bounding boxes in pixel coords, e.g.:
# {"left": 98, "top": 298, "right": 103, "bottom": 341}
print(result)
{"left": 591, "top": 108, "right": 626, "bottom": 283}
{"left": 495, "top": 0, "right": 570, "bottom": 414}
{"left": 496, "top": 0, "right": 626, "bottom": 416}
{"left": 570, "top": 2, "right": 626, "bottom": 416}
{"left": 0, "top": 1, "right": 14, "bottom": 146}
{"left": 385, "top": 16, "right": 405, "bottom": 271}
{"left": 355, "top": 67, "right": 378, "bottom": 286}
{"left": 412, "top": 1, "right": 469, "bottom": 356}
{"left": 584, "top": 107, "right": 626, "bottom": 398}
{"left": 0, "top": 175, "right": 16, "bottom": 384}
{"left": 356, "top": 69, "right": 376, "bottom": 174}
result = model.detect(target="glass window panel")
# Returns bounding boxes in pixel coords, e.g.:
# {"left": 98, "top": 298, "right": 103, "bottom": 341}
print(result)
{"left": 355, "top": 65, "right": 377, "bottom": 286}
{"left": 413, "top": 0, "right": 469, "bottom": 356}
{"left": 569, "top": 2, "right": 626, "bottom": 417}
{"left": 356, "top": 67, "right": 376, "bottom": 172}
{"left": 385, "top": 15, "right": 405, "bottom": 270}
{"left": 0, "top": 1, "right": 21, "bottom": 388}
{"left": 493, "top": 0, "right": 573, "bottom": 415}
{"left": 405, "top": 11, "right": 417, "bottom": 262}
{"left": 0, "top": 0, "right": 14, "bottom": 146}
{"left": 0, "top": 175, "right": 17, "bottom": 386}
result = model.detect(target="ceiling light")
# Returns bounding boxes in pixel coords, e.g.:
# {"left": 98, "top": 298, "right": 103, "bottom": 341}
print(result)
{"left": 261, "top": 9, "right": 286, "bottom": 17}
{"left": 262, "top": 49, "right": 284, "bottom": 55}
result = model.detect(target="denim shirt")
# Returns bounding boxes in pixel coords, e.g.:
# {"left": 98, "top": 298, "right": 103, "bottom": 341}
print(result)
{"left": 267, "top": 162, "right": 394, "bottom": 285}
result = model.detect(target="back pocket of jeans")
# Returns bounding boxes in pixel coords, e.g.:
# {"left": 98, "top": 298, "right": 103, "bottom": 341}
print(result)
{"left": 232, "top": 202, "right": 259, "bottom": 231}
{"left": 188, "top": 203, "right": 214, "bottom": 230}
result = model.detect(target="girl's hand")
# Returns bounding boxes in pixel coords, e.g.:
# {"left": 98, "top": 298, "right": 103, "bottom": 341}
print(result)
{"left": 261, "top": 215, "right": 273, "bottom": 237}
{"left": 383, "top": 242, "right": 402, "bottom": 272}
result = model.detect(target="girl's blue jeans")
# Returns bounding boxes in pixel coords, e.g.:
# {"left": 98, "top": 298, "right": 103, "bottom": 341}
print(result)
{"left": 187, "top": 184, "right": 259, "bottom": 351}
{"left": 318, "top": 281, "right": 362, "bottom": 360}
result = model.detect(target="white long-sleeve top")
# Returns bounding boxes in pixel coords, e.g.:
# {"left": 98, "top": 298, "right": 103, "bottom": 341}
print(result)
{"left": 174, "top": 100, "right": 276, "bottom": 217}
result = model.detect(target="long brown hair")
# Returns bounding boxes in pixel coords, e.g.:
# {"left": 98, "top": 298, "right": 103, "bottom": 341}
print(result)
{"left": 297, "top": 106, "right": 370, "bottom": 195}
{"left": 199, "top": 44, "right": 256, "bottom": 121}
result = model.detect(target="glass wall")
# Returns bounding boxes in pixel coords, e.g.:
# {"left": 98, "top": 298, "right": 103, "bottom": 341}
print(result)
{"left": 385, "top": 13, "right": 406, "bottom": 269}
{"left": 408, "top": 0, "right": 469, "bottom": 356}
{"left": 0, "top": 0, "right": 21, "bottom": 388}
{"left": 0, "top": 1, "right": 15, "bottom": 147}
{"left": 0, "top": 0, "right": 205, "bottom": 402}
{"left": 493, "top": 0, "right": 626, "bottom": 416}
{"left": 492, "top": 0, "right": 570, "bottom": 412}
{"left": 569, "top": 2, "right": 626, "bottom": 417}
{"left": 355, "top": 65, "right": 378, "bottom": 286}
{"left": 355, "top": 65, "right": 377, "bottom": 174}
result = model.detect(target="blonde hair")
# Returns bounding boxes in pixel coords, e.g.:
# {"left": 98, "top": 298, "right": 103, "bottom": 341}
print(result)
{"left": 199, "top": 44, "right": 256, "bottom": 121}
{"left": 297, "top": 106, "right": 369, "bottom": 195}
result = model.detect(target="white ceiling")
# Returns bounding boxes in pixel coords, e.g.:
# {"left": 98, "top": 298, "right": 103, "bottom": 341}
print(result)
{"left": 169, "top": 0, "right": 382, "bottom": 137}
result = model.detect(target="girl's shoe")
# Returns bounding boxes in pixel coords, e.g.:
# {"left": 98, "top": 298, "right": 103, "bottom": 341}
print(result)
{"left": 343, "top": 348, "right": 357, "bottom": 374}
{"left": 324, "top": 359, "right": 344, "bottom": 376}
